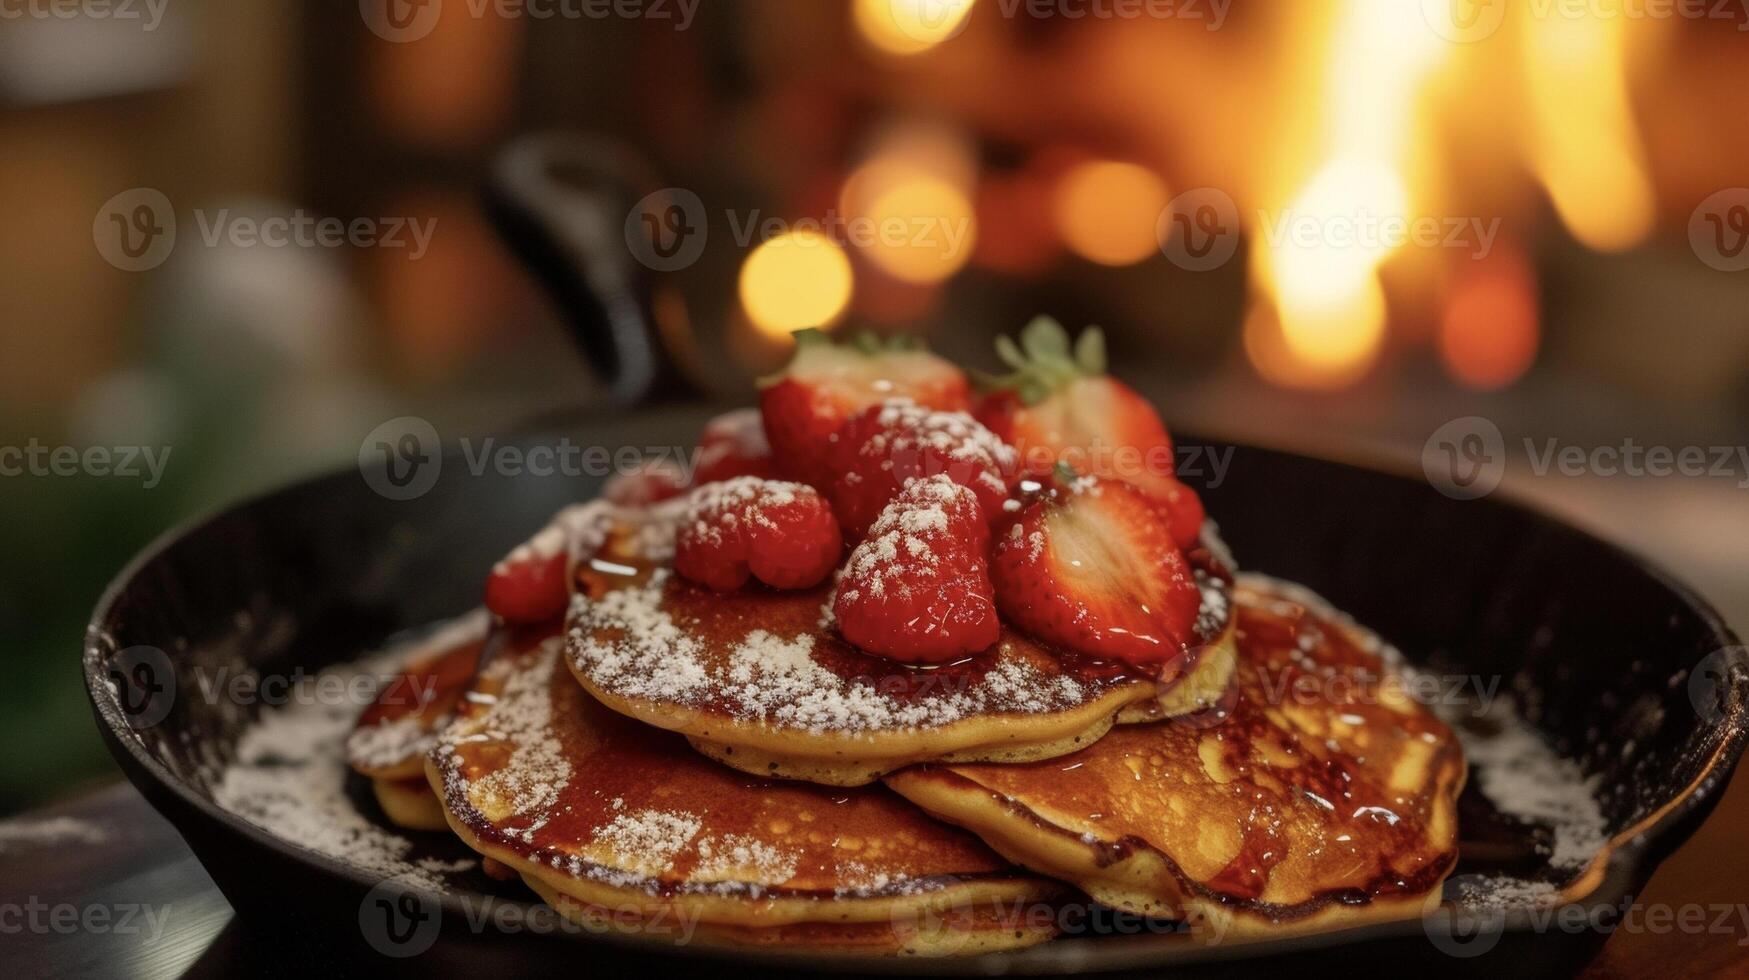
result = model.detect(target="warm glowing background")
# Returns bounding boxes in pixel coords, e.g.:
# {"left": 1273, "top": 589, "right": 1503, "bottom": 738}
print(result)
{"left": 1, "top": 0, "right": 1746, "bottom": 812}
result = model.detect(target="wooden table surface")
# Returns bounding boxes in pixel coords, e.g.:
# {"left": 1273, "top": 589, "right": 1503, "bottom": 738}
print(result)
{"left": 3, "top": 769, "right": 1746, "bottom": 978}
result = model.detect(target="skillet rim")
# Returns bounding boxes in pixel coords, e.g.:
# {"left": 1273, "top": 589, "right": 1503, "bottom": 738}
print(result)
{"left": 80, "top": 435, "right": 1749, "bottom": 970}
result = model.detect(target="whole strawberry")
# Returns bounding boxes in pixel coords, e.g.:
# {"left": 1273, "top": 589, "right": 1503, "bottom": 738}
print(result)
{"left": 827, "top": 399, "right": 1016, "bottom": 539}
{"left": 975, "top": 317, "right": 1203, "bottom": 549}
{"left": 760, "top": 330, "right": 970, "bottom": 491}
{"left": 833, "top": 475, "right": 1000, "bottom": 663}
{"left": 991, "top": 473, "right": 1202, "bottom": 670}
{"left": 674, "top": 477, "right": 843, "bottom": 592}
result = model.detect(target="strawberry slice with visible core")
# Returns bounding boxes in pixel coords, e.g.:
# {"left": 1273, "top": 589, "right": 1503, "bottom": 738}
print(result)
{"left": 760, "top": 329, "right": 970, "bottom": 491}
{"left": 975, "top": 317, "right": 1203, "bottom": 549}
{"left": 827, "top": 399, "right": 1016, "bottom": 539}
{"left": 674, "top": 477, "right": 843, "bottom": 592}
{"left": 991, "top": 474, "right": 1202, "bottom": 670}
{"left": 833, "top": 475, "right": 1000, "bottom": 663}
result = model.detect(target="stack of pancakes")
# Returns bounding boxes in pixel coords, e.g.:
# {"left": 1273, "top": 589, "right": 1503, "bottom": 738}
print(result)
{"left": 348, "top": 506, "right": 1465, "bottom": 957}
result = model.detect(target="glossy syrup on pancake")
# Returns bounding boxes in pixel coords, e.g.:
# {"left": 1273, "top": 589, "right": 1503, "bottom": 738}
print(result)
{"left": 345, "top": 612, "right": 493, "bottom": 829}
{"left": 885, "top": 575, "right": 1465, "bottom": 938}
{"left": 428, "top": 620, "right": 1062, "bottom": 944}
{"left": 565, "top": 520, "right": 1238, "bottom": 785}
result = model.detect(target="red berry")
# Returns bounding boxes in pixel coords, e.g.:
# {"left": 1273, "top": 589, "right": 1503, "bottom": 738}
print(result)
{"left": 759, "top": 330, "right": 969, "bottom": 490}
{"left": 674, "top": 477, "right": 842, "bottom": 592}
{"left": 602, "top": 458, "right": 690, "bottom": 507}
{"left": 827, "top": 400, "right": 1016, "bottom": 539}
{"left": 693, "top": 408, "right": 778, "bottom": 485}
{"left": 991, "top": 475, "right": 1202, "bottom": 669}
{"left": 1156, "top": 476, "right": 1205, "bottom": 551}
{"left": 976, "top": 317, "right": 1200, "bottom": 544}
{"left": 485, "top": 551, "right": 569, "bottom": 624}
{"left": 833, "top": 475, "right": 1000, "bottom": 663}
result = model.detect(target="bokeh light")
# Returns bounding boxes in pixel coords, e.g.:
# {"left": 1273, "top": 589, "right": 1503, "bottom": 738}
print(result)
{"left": 738, "top": 230, "right": 854, "bottom": 337}
{"left": 853, "top": 0, "right": 977, "bottom": 56}
{"left": 1440, "top": 247, "right": 1540, "bottom": 390}
{"left": 1053, "top": 160, "right": 1169, "bottom": 267}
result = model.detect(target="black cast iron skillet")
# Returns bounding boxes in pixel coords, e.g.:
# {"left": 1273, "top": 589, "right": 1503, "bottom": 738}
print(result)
{"left": 84, "top": 135, "right": 1748, "bottom": 978}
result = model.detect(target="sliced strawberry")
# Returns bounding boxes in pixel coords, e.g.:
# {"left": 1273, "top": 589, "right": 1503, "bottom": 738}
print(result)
{"left": 991, "top": 474, "right": 1202, "bottom": 670}
{"left": 760, "top": 329, "right": 970, "bottom": 490}
{"left": 975, "top": 317, "right": 1201, "bottom": 546}
{"left": 693, "top": 408, "right": 779, "bottom": 485}
{"left": 485, "top": 551, "right": 569, "bottom": 624}
{"left": 826, "top": 399, "right": 1016, "bottom": 539}
{"left": 833, "top": 475, "right": 999, "bottom": 663}
{"left": 674, "top": 477, "right": 842, "bottom": 591}
{"left": 602, "top": 458, "right": 690, "bottom": 507}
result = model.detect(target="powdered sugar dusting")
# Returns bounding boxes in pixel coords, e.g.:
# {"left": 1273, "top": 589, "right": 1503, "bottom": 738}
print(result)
{"left": 593, "top": 809, "right": 702, "bottom": 875}
{"left": 839, "top": 475, "right": 970, "bottom": 600}
{"left": 569, "top": 567, "right": 1094, "bottom": 735}
{"left": 869, "top": 400, "right": 1015, "bottom": 503}
{"left": 445, "top": 639, "right": 571, "bottom": 838}
{"left": 1459, "top": 698, "right": 1609, "bottom": 873}
{"left": 345, "top": 610, "right": 491, "bottom": 771}
{"left": 213, "top": 648, "right": 475, "bottom": 892}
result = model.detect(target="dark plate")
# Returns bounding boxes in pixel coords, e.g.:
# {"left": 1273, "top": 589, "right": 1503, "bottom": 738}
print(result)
{"left": 82, "top": 408, "right": 1747, "bottom": 977}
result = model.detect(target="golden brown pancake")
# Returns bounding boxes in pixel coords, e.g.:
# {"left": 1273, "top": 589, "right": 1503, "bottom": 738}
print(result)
{"left": 565, "top": 534, "right": 1237, "bottom": 787}
{"left": 522, "top": 874, "right": 1061, "bottom": 956}
{"left": 427, "top": 626, "right": 1063, "bottom": 950}
{"left": 885, "top": 575, "right": 1465, "bottom": 941}
{"left": 345, "top": 611, "right": 490, "bottom": 830}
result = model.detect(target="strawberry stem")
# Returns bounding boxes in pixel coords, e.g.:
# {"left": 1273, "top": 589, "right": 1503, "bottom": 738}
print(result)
{"left": 977, "top": 317, "right": 1108, "bottom": 405}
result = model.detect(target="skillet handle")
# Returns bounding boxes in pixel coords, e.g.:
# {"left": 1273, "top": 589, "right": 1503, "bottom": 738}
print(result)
{"left": 485, "top": 133, "right": 699, "bottom": 405}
